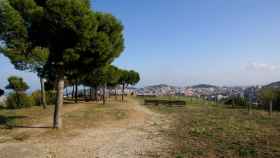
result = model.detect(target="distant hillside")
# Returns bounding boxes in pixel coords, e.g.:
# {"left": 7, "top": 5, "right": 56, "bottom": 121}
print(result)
{"left": 266, "top": 81, "right": 280, "bottom": 89}
{"left": 145, "top": 84, "right": 177, "bottom": 89}
{"left": 192, "top": 84, "right": 218, "bottom": 89}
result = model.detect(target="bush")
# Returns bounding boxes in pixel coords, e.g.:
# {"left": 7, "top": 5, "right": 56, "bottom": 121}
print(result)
{"left": 31, "top": 90, "right": 56, "bottom": 106}
{"left": 223, "top": 96, "right": 249, "bottom": 107}
{"left": 6, "top": 93, "right": 35, "bottom": 109}
{"left": 31, "top": 90, "right": 42, "bottom": 106}
{"left": 46, "top": 91, "right": 56, "bottom": 105}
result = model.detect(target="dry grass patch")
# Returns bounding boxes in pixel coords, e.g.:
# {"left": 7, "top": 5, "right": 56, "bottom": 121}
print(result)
{"left": 0, "top": 100, "right": 129, "bottom": 143}
{"left": 140, "top": 97, "right": 280, "bottom": 158}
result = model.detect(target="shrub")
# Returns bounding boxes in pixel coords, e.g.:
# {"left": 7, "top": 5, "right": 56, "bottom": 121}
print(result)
{"left": 6, "top": 93, "right": 35, "bottom": 109}
{"left": 223, "top": 96, "right": 249, "bottom": 107}
{"left": 31, "top": 90, "right": 42, "bottom": 106}
{"left": 31, "top": 90, "right": 56, "bottom": 106}
{"left": 46, "top": 91, "right": 56, "bottom": 105}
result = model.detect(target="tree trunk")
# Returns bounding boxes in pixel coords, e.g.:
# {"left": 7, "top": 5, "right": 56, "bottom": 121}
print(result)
{"left": 94, "top": 86, "right": 98, "bottom": 101}
{"left": 84, "top": 86, "right": 87, "bottom": 101}
{"left": 40, "top": 77, "right": 47, "bottom": 109}
{"left": 115, "top": 88, "right": 117, "bottom": 101}
{"left": 53, "top": 66, "right": 64, "bottom": 129}
{"left": 89, "top": 87, "right": 92, "bottom": 100}
{"left": 122, "top": 83, "right": 125, "bottom": 102}
{"left": 269, "top": 100, "right": 273, "bottom": 116}
{"left": 75, "top": 80, "right": 78, "bottom": 103}
{"left": 72, "top": 85, "right": 74, "bottom": 99}
{"left": 102, "top": 84, "right": 106, "bottom": 105}
{"left": 15, "top": 91, "right": 20, "bottom": 108}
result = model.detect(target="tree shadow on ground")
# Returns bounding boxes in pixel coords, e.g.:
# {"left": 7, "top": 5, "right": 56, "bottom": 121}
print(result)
{"left": 0, "top": 115, "right": 27, "bottom": 125}
{"left": 9, "top": 125, "right": 52, "bottom": 129}
{"left": 0, "top": 115, "right": 52, "bottom": 129}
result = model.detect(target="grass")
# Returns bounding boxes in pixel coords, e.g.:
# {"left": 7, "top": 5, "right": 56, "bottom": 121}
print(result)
{"left": 138, "top": 96, "right": 280, "bottom": 158}
{"left": 63, "top": 101, "right": 128, "bottom": 129}
{"left": 0, "top": 106, "right": 53, "bottom": 130}
{"left": 0, "top": 99, "right": 129, "bottom": 142}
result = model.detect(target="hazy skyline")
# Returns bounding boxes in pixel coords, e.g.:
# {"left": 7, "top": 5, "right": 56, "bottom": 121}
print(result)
{"left": 1, "top": 0, "right": 280, "bottom": 90}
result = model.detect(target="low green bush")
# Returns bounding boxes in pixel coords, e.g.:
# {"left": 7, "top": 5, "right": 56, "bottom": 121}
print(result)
{"left": 31, "top": 90, "right": 56, "bottom": 106}
{"left": 46, "top": 91, "right": 56, "bottom": 105}
{"left": 6, "top": 93, "right": 35, "bottom": 109}
{"left": 223, "top": 96, "right": 249, "bottom": 107}
{"left": 31, "top": 90, "right": 42, "bottom": 106}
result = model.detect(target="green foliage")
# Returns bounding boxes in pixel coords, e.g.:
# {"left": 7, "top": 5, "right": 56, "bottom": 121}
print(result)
{"left": 45, "top": 91, "right": 56, "bottom": 105}
{"left": 83, "top": 65, "right": 122, "bottom": 88}
{"left": 258, "top": 87, "right": 280, "bottom": 110}
{"left": 6, "top": 93, "right": 34, "bottom": 109}
{"left": 31, "top": 90, "right": 56, "bottom": 105}
{"left": 1, "top": 0, "right": 124, "bottom": 74}
{"left": 224, "top": 96, "right": 249, "bottom": 107}
{"left": 5, "top": 76, "right": 29, "bottom": 92}
{"left": 1, "top": 0, "right": 127, "bottom": 128}
{"left": 106, "top": 65, "right": 121, "bottom": 87}
{"left": 128, "top": 70, "right": 140, "bottom": 85}
{"left": 258, "top": 88, "right": 278, "bottom": 102}
{"left": 119, "top": 69, "right": 140, "bottom": 86}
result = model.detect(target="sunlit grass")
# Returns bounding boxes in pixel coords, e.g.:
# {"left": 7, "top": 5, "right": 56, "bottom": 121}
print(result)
{"left": 138, "top": 96, "right": 280, "bottom": 158}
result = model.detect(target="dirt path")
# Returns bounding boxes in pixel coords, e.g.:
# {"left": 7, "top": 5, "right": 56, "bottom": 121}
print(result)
{"left": 0, "top": 98, "right": 172, "bottom": 158}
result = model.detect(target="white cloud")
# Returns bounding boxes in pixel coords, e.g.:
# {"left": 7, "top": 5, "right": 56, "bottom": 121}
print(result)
{"left": 245, "top": 62, "right": 280, "bottom": 72}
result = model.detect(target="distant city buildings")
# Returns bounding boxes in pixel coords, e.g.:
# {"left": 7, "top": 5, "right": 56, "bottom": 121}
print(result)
{"left": 135, "top": 84, "right": 263, "bottom": 104}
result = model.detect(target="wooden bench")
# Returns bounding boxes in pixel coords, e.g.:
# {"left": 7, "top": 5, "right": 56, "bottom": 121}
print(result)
{"left": 144, "top": 99, "right": 186, "bottom": 107}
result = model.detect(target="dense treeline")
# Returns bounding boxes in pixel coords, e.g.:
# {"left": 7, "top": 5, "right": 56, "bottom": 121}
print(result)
{"left": 0, "top": 0, "right": 140, "bottom": 128}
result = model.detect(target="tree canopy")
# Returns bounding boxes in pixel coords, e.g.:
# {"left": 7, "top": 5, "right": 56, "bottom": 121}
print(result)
{"left": 0, "top": 0, "right": 136, "bottom": 129}
{"left": 119, "top": 69, "right": 140, "bottom": 86}
{"left": 5, "top": 76, "right": 29, "bottom": 92}
{"left": 258, "top": 88, "right": 278, "bottom": 102}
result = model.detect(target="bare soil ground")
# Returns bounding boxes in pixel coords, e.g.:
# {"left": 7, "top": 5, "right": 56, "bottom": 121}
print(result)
{"left": 0, "top": 98, "right": 172, "bottom": 158}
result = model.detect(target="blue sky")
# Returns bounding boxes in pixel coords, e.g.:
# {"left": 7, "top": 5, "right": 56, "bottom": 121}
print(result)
{"left": 1, "top": 0, "right": 280, "bottom": 90}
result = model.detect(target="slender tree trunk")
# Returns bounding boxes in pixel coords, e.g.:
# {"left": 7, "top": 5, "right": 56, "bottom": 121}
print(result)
{"left": 122, "top": 83, "right": 125, "bottom": 102}
{"left": 75, "top": 80, "right": 78, "bottom": 103}
{"left": 103, "top": 84, "right": 106, "bottom": 105}
{"left": 15, "top": 91, "right": 19, "bottom": 108}
{"left": 115, "top": 88, "right": 117, "bottom": 101}
{"left": 84, "top": 86, "right": 87, "bottom": 101}
{"left": 269, "top": 100, "right": 273, "bottom": 116}
{"left": 89, "top": 88, "right": 92, "bottom": 100}
{"left": 72, "top": 85, "right": 74, "bottom": 99}
{"left": 40, "top": 77, "right": 47, "bottom": 109}
{"left": 94, "top": 86, "right": 97, "bottom": 101}
{"left": 53, "top": 66, "right": 64, "bottom": 129}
